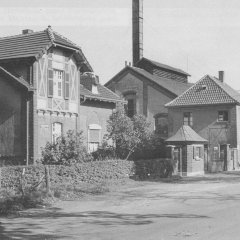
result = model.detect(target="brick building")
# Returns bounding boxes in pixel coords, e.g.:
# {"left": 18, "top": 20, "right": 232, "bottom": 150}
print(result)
{"left": 0, "top": 27, "right": 122, "bottom": 165}
{"left": 166, "top": 73, "right": 240, "bottom": 172}
{"left": 105, "top": 58, "right": 192, "bottom": 138}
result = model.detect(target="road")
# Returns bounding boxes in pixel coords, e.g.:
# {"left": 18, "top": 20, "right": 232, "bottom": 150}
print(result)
{"left": 1, "top": 173, "right": 240, "bottom": 239}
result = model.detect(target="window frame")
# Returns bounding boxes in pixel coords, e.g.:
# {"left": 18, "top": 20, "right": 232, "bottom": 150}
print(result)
{"left": 123, "top": 91, "right": 137, "bottom": 118}
{"left": 52, "top": 122, "right": 63, "bottom": 144}
{"left": 183, "top": 112, "right": 193, "bottom": 127}
{"left": 154, "top": 113, "right": 168, "bottom": 136}
{"left": 53, "top": 69, "right": 64, "bottom": 99}
{"left": 218, "top": 111, "right": 228, "bottom": 122}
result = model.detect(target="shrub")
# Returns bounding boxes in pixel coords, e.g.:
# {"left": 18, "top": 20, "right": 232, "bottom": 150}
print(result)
{"left": 41, "top": 130, "right": 92, "bottom": 165}
{"left": 92, "top": 144, "right": 117, "bottom": 160}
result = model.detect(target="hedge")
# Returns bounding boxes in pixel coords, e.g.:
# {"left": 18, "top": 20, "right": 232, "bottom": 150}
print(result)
{"left": 0, "top": 160, "right": 135, "bottom": 190}
{"left": 0, "top": 158, "right": 173, "bottom": 190}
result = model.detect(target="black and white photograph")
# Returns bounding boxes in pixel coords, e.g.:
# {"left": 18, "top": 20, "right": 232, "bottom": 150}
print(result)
{"left": 1, "top": 0, "right": 240, "bottom": 239}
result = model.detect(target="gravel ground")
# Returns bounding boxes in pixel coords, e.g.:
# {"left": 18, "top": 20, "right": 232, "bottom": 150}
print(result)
{"left": 1, "top": 172, "right": 240, "bottom": 240}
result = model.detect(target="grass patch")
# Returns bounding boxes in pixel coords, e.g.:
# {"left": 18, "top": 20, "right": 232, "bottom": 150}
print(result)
{"left": 0, "top": 189, "right": 54, "bottom": 216}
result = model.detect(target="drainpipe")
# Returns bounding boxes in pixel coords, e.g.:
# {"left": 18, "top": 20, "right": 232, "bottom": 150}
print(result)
{"left": 26, "top": 93, "right": 29, "bottom": 166}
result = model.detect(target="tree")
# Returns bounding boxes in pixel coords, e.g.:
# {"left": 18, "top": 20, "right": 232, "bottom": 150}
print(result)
{"left": 106, "top": 107, "right": 152, "bottom": 160}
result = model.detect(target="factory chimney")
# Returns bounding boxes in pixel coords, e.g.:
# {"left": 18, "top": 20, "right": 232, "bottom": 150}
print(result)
{"left": 132, "top": 0, "right": 143, "bottom": 67}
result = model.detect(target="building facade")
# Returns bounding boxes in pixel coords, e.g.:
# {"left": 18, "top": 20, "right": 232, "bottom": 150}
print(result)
{"left": 105, "top": 58, "right": 192, "bottom": 139}
{"left": 166, "top": 73, "right": 240, "bottom": 172}
{"left": 80, "top": 73, "right": 123, "bottom": 152}
{"left": 0, "top": 27, "right": 121, "bottom": 165}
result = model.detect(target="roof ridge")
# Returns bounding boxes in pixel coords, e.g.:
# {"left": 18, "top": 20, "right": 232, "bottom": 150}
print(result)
{"left": 0, "top": 30, "right": 46, "bottom": 41}
{"left": 53, "top": 30, "right": 80, "bottom": 49}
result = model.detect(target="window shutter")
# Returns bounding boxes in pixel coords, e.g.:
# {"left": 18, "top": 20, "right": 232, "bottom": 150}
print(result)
{"left": 48, "top": 60, "right": 53, "bottom": 97}
{"left": 65, "top": 72, "right": 70, "bottom": 99}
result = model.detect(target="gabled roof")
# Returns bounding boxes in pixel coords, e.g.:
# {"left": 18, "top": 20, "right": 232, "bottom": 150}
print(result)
{"left": 165, "top": 125, "right": 208, "bottom": 143}
{"left": 166, "top": 75, "right": 240, "bottom": 107}
{"left": 80, "top": 84, "right": 124, "bottom": 103}
{"left": 105, "top": 66, "right": 192, "bottom": 97}
{"left": 0, "top": 66, "right": 31, "bottom": 90}
{"left": 0, "top": 27, "right": 93, "bottom": 72}
{"left": 137, "top": 57, "right": 191, "bottom": 76}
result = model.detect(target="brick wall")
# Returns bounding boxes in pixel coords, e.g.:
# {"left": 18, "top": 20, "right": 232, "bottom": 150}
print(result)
{"left": 107, "top": 71, "right": 174, "bottom": 131}
{"left": 37, "top": 112, "right": 78, "bottom": 157}
{"left": 168, "top": 105, "right": 237, "bottom": 147}
{"left": 80, "top": 101, "right": 115, "bottom": 146}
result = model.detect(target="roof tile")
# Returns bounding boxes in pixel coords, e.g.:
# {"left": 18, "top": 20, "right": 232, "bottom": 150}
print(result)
{"left": 165, "top": 125, "right": 208, "bottom": 143}
{"left": 166, "top": 75, "right": 240, "bottom": 107}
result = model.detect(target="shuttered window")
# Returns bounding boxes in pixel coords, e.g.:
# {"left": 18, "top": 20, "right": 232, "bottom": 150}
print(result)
{"left": 48, "top": 66, "right": 54, "bottom": 97}
{"left": 65, "top": 72, "right": 70, "bottom": 99}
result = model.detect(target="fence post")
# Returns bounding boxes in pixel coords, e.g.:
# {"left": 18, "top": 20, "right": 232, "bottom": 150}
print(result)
{"left": 45, "top": 165, "right": 51, "bottom": 194}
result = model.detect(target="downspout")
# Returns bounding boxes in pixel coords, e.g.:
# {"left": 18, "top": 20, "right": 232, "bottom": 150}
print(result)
{"left": 26, "top": 93, "right": 29, "bottom": 166}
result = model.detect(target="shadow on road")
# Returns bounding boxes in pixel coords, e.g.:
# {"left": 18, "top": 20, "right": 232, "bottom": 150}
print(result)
{"left": 0, "top": 221, "right": 61, "bottom": 240}
{"left": 0, "top": 209, "right": 210, "bottom": 239}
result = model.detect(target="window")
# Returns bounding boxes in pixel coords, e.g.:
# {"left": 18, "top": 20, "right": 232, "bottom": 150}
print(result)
{"left": 123, "top": 92, "right": 137, "bottom": 118}
{"left": 193, "top": 146, "right": 201, "bottom": 160}
{"left": 52, "top": 122, "right": 62, "bottom": 143}
{"left": 154, "top": 113, "right": 168, "bottom": 136}
{"left": 183, "top": 112, "right": 193, "bottom": 126}
{"left": 53, "top": 70, "right": 63, "bottom": 98}
{"left": 126, "top": 99, "right": 135, "bottom": 118}
{"left": 218, "top": 111, "right": 228, "bottom": 122}
{"left": 88, "top": 124, "right": 101, "bottom": 153}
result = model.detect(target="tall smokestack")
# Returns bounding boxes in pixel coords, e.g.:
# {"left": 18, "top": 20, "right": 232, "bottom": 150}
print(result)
{"left": 132, "top": 0, "right": 143, "bottom": 67}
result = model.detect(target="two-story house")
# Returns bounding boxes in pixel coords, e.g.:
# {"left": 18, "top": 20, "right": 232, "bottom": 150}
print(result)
{"left": 0, "top": 26, "right": 123, "bottom": 165}
{"left": 166, "top": 72, "right": 240, "bottom": 172}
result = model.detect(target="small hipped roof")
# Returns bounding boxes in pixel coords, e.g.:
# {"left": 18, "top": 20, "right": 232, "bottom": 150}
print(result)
{"left": 165, "top": 125, "right": 208, "bottom": 144}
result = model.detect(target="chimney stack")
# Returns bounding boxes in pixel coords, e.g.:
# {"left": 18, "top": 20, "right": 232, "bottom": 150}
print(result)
{"left": 22, "top": 29, "right": 33, "bottom": 34}
{"left": 132, "top": 0, "right": 143, "bottom": 67}
{"left": 219, "top": 71, "right": 224, "bottom": 83}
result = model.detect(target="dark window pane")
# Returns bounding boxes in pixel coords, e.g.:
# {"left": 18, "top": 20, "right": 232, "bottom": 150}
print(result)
{"left": 183, "top": 112, "right": 193, "bottom": 126}
{"left": 218, "top": 111, "right": 228, "bottom": 122}
{"left": 127, "top": 99, "right": 135, "bottom": 118}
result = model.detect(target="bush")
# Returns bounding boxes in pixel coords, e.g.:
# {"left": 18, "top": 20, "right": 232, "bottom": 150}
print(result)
{"left": 131, "top": 133, "right": 167, "bottom": 160}
{"left": 41, "top": 130, "right": 92, "bottom": 165}
{"left": 92, "top": 143, "right": 117, "bottom": 160}
{"left": 134, "top": 159, "right": 173, "bottom": 179}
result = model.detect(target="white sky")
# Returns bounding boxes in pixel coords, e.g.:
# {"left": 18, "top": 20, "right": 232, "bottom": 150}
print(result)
{"left": 1, "top": 0, "right": 240, "bottom": 89}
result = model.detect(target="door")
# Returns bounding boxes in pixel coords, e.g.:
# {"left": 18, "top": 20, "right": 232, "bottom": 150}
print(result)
{"left": 204, "top": 146, "right": 208, "bottom": 172}
{"left": 173, "top": 147, "right": 181, "bottom": 175}
{"left": 220, "top": 144, "right": 227, "bottom": 171}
